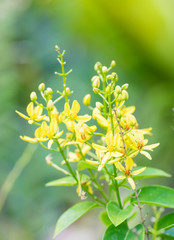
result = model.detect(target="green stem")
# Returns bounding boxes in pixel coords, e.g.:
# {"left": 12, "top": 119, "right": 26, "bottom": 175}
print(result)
{"left": 77, "top": 145, "right": 108, "bottom": 202}
{"left": 113, "top": 165, "right": 123, "bottom": 209}
{"left": 102, "top": 74, "right": 107, "bottom": 118}
{"left": 108, "top": 89, "right": 114, "bottom": 136}
{"left": 55, "top": 139, "right": 77, "bottom": 181}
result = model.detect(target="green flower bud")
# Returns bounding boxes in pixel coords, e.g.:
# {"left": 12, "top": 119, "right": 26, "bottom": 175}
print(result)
{"left": 63, "top": 87, "right": 71, "bottom": 96}
{"left": 47, "top": 99, "right": 54, "bottom": 111}
{"left": 122, "top": 83, "right": 129, "bottom": 90}
{"left": 44, "top": 87, "right": 53, "bottom": 100}
{"left": 102, "top": 66, "right": 108, "bottom": 73}
{"left": 38, "top": 83, "right": 45, "bottom": 91}
{"left": 94, "top": 62, "right": 102, "bottom": 71}
{"left": 110, "top": 60, "right": 116, "bottom": 68}
{"left": 96, "top": 102, "right": 103, "bottom": 110}
{"left": 122, "top": 90, "right": 129, "bottom": 101}
{"left": 91, "top": 76, "right": 100, "bottom": 88}
{"left": 115, "top": 85, "right": 122, "bottom": 94}
{"left": 112, "top": 72, "right": 118, "bottom": 82}
{"left": 116, "top": 109, "right": 122, "bottom": 118}
{"left": 30, "top": 91, "right": 37, "bottom": 101}
{"left": 93, "top": 87, "right": 99, "bottom": 94}
{"left": 83, "top": 94, "right": 91, "bottom": 106}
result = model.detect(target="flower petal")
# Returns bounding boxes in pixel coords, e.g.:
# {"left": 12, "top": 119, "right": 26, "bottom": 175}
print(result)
{"left": 140, "top": 150, "right": 152, "bottom": 160}
{"left": 132, "top": 167, "right": 146, "bottom": 176}
{"left": 26, "top": 102, "right": 34, "bottom": 117}
{"left": 92, "top": 143, "right": 107, "bottom": 152}
{"left": 76, "top": 115, "right": 91, "bottom": 122}
{"left": 15, "top": 110, "right": 29, "bottom": 120}
{"left": 20, "top": 136, "right": 37, "bottom": 143}
{"left": 127, "top": 176, "right": 135, "bottom": 189}
{"left": 143, "top": 143, "right": 160, "bottom": 151}
{"left": 72, "top": 100, "right": 80, "bottom": 114}
{"left": 115, "top": 175, "right": 126, "bottom": 181}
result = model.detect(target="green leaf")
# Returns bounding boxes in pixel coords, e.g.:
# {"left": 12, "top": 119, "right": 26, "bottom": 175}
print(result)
{"left": 106, "top": 201, "right": 133, "bottom": 227}
{"left": 157, "top": 212, "right": 174, "bottom": 231}
{"left": 103, "top": 222, "right": 128, "bottom": 240}
{"left": 131, "top": 185, "right": 174, "bottom": 208}
{"left": 46, "top": 176, "right": 76, "bottom": 187}
{"left": 100, "top": 211, "right": 112, "bottom": 227}
{"left": 125, "top": 224, "right": 145, "bottom": 240}
{"left": 161, "top": 227, "right": 174, "bottom": 239}
{"left": 78, "top": 161, "right": 98, "bottom": 171}
{"left": 54, "top": 201, "right": 98, "bottom": 237}
{"left": 132, "top": 167, "right": 171, "bottom": 180}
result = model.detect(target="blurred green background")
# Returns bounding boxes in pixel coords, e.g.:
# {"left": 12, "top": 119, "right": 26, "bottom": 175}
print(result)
{"left": 0, "top": 0, "right": 174, "bottom": 239}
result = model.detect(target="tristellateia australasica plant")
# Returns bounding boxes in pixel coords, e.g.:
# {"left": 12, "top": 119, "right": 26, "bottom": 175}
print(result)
{"left": 16, "top": 46, "right": 174, "bottom": 240}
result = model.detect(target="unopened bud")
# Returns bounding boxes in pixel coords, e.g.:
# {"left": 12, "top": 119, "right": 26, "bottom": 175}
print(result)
{"left": 44, "top": 87, "right": 53, "bottom": 100}
{"left": 93, "top": 87, "right": 99, "bottom": 94}
{"left": 122, "top": 90, "right": 129, "bottom": 101}
{"left": 30, "top": 92, "right": 37, "bottom": 101}
{"left": 112, "top": 72, "right": 118, "bottom": 82}
{"left": 55, "top": 45, "right": 60, "bottom": 52}
{"left": 110, "top": 60, "right": 116, "bottom": 68}
{"left": 91, "top": 76, "right": 100, "bottom": 88}
{"left": 116, "top": 109, "right": 122, "bottom": 118}
{"left": 102, "top": 66, "right": 108, "bottom": 73}
{"left": 94, "top": 62, "right": 102, "bottom": 71}
{"left": 47, "top": 100, "right": 54, "bottom": 111}
{"left": 38, "top": 83, "right": 45, "bottom": 91}
{"left": 63, "top": 87, "right": 71, "bottom": 96}
{"left": 45, "top": 154, "right": 53, "bottom": 165}
{"left": 96, "top": 102, "right": 103, "bottom": 110}
{"left": 122, "top": 83, "right": 129, "bottom": 90}
{"left": 83, "top": 94, "right": 91, "bottom": 106}
{"left": 115, "top": 85, "right": 122, "bottom": 94}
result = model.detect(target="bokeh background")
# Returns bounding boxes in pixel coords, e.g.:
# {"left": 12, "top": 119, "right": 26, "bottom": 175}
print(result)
{"left": 0, "top": 0, "right": 174, "bottom": 239}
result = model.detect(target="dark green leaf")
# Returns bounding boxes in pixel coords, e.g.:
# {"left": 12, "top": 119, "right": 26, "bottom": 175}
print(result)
{"left": 46, "top": 176, "right": 76, "bottom": 187}
{"left": 131, "top": 185, "right": 174, "bottom": 208}
{"left": 78, "top": 161, "right": 98, "bottom": 171}
{"left": 103, "top": 222, "right": 128, "bottom": 240}
{"left": 107, "top": 201, "right": 133, "bottom": 227}
{"left": 54, "top": 201, "right": 98, "bottom": 237}
{"left": 157, "top": 212, "right": 174, "bottom": 231}
{"left": 132, "top": 167, "right": 171, "bottom": 180}
{"left": 100, "top": 211, "right": 112, "bottom": 226}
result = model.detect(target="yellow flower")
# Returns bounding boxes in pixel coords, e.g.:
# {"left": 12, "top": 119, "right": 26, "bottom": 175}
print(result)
{"left": 115, "top": 157, "right": 146, "bottom": 189}
{"left": 75, "top": 122, "right": 97, "bottom": 143}
{"left": 92, "top": 131, "right": 123, "bottom": 170}
{"left": 92, "top": 108, "right": 109, "bottom": 128}
{"left": 126, "top": 129, "right": 159, "bottom": 160}
{"left": 62, "top": 100, "right": 91, "bottom": 131}
{"left": 20, "top": 119, "right": 63, "bottom": 148}
{"left": 16, "top": 102, "right": 45, "bottom": 124}
{"left": 67, "top": 144, "right": 91, "bottom": 163}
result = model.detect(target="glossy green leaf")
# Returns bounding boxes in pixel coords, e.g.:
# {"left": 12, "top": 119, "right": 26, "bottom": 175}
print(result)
{"left": 161, "top": 227, "right": 174, "bottom": 239}
{"left": 125, "top": 224, "right": 145, "bottom": 240}
{"left": 132, "top": 167, "right": 171, "bottom": 180}
{"left": 100, "top": 211, "right": 112, "bottom": 227}
{"left": 46, "top": 176, "right": 76, "bottom": 187}
{"left": 54, "top": 201, "right": 98, "bottom": 237}
{"left": 103, "top": 222, "right": 128, "bottom": 240}
{"left": 131, "top": 185, "right": 174, "bottom": 208}
{"left": 78, "top": 161, "right": 98, "bottom": 171}
{"left": 107, "top": 201, "right": 133, "bottom": 227}
{"left": 157, "top": 212, "right": 174, "bottom": 231}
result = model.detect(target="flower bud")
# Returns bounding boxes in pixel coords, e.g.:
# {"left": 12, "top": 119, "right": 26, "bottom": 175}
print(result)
{"left": 112, "top": 72, "right": 118, "bottom": 82}
{"left": 93, "top": 87, "right": 99, "bottom": 94}
{"left": 102, "top": 66, "right": 108, "bottom": 73}
{"left": 63, "top": 87, "right": 71, "bottom": 96}
{"left": 122, "top": 83, "right": 129, "bottom": 90}
{"left": 91, "top": 76, "right": 100, "bottom": 88}
{"left": 44, "top": 87, "right": 53, "bottom": 100}
{"left": 30, "top": 91, "right": 37, "bottom": 101}
{"left": 115, "top": 85, "right": 122, "bottom": 94}
{"left": 110, "top": 60, "right": 116, "bottom": 68}
{"left": 47, "top": 99, "right": 54, "bottom": 111}
{"left": 94, "top": 62, "right": 102, "bottom": 71}
{"left": 96, "top": 102, "right": 103, "bottom": 110}
{"left": 116, "top": 109, "right": 122, "bottom": 118}
{"left": 122, "top": 90, "right": 129, "bottom": 101}
{"left": 38, "top": 83, "right": 45, "bottom": 91}
{"left": 83, "top": 94, "right": 91, "bottom": 106}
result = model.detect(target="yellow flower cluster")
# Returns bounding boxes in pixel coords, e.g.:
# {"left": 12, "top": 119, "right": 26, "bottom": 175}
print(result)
{"left": 16, "top": 47, "right": 159, "bottom": 191}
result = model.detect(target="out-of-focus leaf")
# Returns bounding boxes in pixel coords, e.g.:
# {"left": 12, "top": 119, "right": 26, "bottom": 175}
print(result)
{"left": 54, "top": 201, "right": 98, "bottom": 237}
{"left": 103, "top": 222, "right": 128, "bottom": 240}
{"left": 157, "top": 212, "right": 174, "bottom": 231}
